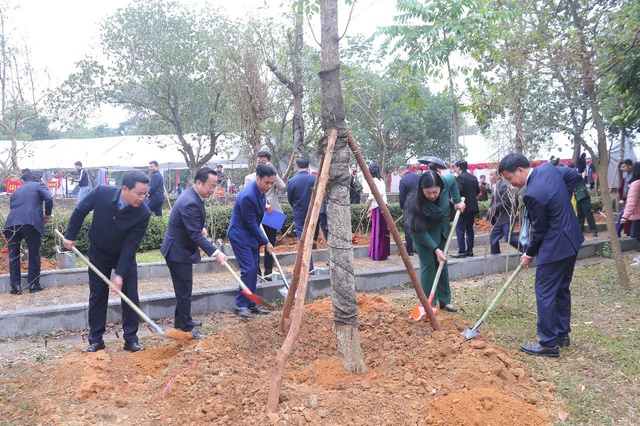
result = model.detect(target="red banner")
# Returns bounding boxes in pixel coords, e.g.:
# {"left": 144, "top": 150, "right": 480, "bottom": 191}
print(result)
{"left": 6, "top": 180, "right": 21, "bottom": 194}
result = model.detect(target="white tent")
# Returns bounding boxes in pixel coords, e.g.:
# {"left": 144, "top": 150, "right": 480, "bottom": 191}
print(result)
{"left": 1, "top": 135, "right": 249, "bottom": 171}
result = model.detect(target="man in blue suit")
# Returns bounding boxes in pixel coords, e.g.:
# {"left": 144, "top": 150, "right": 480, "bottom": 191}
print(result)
{"left": 161, "top": 167, "right": 227, "bottom": 338}
{"left": 227, "top": 164, "right": 276, "bottom": 318}
{"left": 3, "top": 171, "right": 53, "bottom": 294}
{"left": 287, "top": 157, "right": 316, "bottom": 270}
{"left": 63, "top": 171, "right": 151, "bottom": 353}
{"left": 398, "top": 166, "right": 420, "bottom": 255}
{"left": 499, "top": 153, "right": 584, "bottom": 358}
{"left": 146, "top": 160, "right": 165, "bottom": 216}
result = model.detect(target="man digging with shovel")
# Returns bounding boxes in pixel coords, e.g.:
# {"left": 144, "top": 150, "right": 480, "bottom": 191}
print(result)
{"left": 498, "top": 154, "right": 583, "bottom": 358}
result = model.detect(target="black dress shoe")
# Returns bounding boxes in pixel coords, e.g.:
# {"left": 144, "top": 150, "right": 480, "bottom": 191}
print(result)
{"left": 82, "top": 340, "right": 106, "bottom": 354}
{"left": 234, "top": 306, "right": 254, "bottom": 319}
{"left": 558, "top": 336, "right": 570, "bottom": 347}
{"left": 123, "top": 342, "right": 145, "bottom": 352}
{"left": 520, "top": 342, "right": 559, "bottom": 358}
{"left": 191, "top": 329, "right": 205, "bottom": 340}
{"left": 466, "top": 252, "right": 474, "bottom": 257}
{"left": 249, "top": 305, "right": 271, "bottom": 315}
{"left": 440, "top": 304, "right": 458, "bottom": 312}
{"left": 10, "top": 286, "right": 23, "bottom": 295}
{"left": 450, "top": 253, "right": 466, "bottom": 259}
{"left": 29, "top": 285, "right": 44, "bottom": 293}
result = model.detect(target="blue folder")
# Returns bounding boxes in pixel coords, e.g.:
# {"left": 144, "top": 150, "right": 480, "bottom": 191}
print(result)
{"left": 262, "top": 209, "right": 287, "bottom": 230}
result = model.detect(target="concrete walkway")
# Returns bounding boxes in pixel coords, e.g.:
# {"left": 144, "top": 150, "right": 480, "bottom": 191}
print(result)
{"left": 1, "top": 225, "right": 637, "bottom": 339}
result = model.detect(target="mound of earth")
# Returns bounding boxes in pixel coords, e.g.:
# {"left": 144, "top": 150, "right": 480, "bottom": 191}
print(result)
{"left": 0, "top": 251, "right": 58, "bottom": 274}
{"left": 0, "top": 294, "right": 557, "bottom": 425}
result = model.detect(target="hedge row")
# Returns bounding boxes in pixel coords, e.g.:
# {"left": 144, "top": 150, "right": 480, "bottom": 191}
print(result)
{"left": 4, "top": 195, "right": 611, "bottom": 259}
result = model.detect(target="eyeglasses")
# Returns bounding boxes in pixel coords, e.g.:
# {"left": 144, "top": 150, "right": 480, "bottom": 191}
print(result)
{"left": 133, "top": 191, "right": 148, "bottom": 199}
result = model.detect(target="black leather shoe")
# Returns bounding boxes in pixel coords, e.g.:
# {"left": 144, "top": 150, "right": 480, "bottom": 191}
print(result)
{"left": 10, "top": 286, "right": 23, "bottom": 295}
{"left": 191, "top": 329, "right": 205, "bottom": 340}
{"left": 466, "top": 252, "right": 474, "bottom": 257}
{"left": 123, "top": 342, "right": 145, "bottom": 352}
{"left": 450, "top": 253, "right": 466, "bottom": 259}
{"left": 558, "top": 336, "right": 570, "bottom": 347}
{"left": 592, "top": 231, "right": 598, "bottom": 237}
{"left": 520, "top": 342, "right": 559, "bottom": 358}
{"left": 249, "top": 306, "right": 271, "bottom": 315}
{"left": 82, "top": 340, "right": 106, "bottom": 354}
{"left": 234, "top": 306, "right": 254, "bottom": 319}
{"left": 440, "top": 304, "right": 458, "bottom": 312}
{"left": 29, "top": 285, "right": 44, "bottom": 293}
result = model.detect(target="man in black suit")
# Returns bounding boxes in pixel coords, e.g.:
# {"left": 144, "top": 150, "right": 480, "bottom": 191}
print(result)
{"left": 499, "top": 153, "right": 583, "bottom": 358}
{"left": 63, "top": 171, "right": 151, "bottom": 354}
{"left": 287, "top": 157, "right": 316, "bottom": 270}
{"left": 3, "top": 171, "right": 53, "bottom": 294}
{"left": 398, "top": 166, "right": 420, "bottom": 255}
{"left": 146, "top": 160, "right": 165, "bottom": 216}
{"left": 161, "top": 167, "right": 227, "bottom": 338}
{"left": 451, "top": 160, "right": 479, "bottom": 258}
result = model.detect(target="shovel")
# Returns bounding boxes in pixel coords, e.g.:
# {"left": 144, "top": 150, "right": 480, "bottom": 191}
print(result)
{"left": 223, "top": 261, "right": 274, "bottom": 309}
{"left": 411, "top": 197, "right": 465, "bottom": 319}
{"left": 53, "top": 229, "right": 192, "bottom": 341}
{"left": 461, "top": 263, "right": 524, "bottom": 340}
{"left": 260, "top": 224, "right": 290, "bottom": 298}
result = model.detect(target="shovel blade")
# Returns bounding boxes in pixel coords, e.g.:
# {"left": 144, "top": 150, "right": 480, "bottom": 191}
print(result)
{"left": 278, "top": 287, "right": 289, "bottom": 298}
{"left": 460, "top": 328, "right": 480, "bottom": 340}
{"left": 410, "top": 305, "right": 439, "bottom": 320}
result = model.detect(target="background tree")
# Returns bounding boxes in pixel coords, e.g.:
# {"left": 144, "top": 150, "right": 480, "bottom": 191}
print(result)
{"left": 48, "top": 0, "right": 236, "bottom": 179}
{"left": 0, "top": 3, "right": 46, "bottom": 175}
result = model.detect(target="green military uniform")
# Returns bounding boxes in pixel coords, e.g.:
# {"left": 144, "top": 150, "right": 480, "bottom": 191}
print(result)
{"left": 575, "top": 174, "right": 597, "bottom": 235}
{"left": 409, "top": 174, "right": 462, "bottom": 307}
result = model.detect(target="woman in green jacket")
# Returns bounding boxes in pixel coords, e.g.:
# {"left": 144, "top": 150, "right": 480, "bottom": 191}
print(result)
{"left": 405, "top": 170, "right": 466, "bottom": 311}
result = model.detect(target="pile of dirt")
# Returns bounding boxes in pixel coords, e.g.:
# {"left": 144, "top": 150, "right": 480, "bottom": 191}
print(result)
{"left": 0, "top": 252, "right": 58, "bottom": 275}
{"left": 0, "top": 294, "right": 558, "bottom": 424}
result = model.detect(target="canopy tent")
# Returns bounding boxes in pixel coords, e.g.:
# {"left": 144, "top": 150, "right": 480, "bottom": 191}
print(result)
{"left": 0, "top": 135, "right": 249, "bottom": 171}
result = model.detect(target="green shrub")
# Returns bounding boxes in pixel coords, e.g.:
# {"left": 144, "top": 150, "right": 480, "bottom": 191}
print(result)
{"left": 477, "top": 200, "right": 491, "bottom": 220}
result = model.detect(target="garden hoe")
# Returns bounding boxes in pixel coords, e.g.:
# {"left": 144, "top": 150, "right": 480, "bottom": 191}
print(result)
{"left": 222, "top": 261, "right": 274, "bottom": 309}
{"left": 53, "top": 229, "right": 193, "bottom": 341}
{"left": 411, "top": 197, "right": 465, "bottom": 320}
{"left": 260, "top": 224, "right": 290, "bottom": 298}
{"left": 461, "top": 262, "right": 524, "bottom": 340}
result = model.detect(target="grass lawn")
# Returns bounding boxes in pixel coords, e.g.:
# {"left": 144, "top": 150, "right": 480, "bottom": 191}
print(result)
{"left": 440, "top": 258, "right": 640, "bottom": 425}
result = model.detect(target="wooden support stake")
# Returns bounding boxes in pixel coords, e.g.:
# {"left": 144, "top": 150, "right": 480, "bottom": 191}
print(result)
{"left": 267, "top": 129, "right": 337, "bottom": 413}
{"left": 347, "top": 130, "right": 441, "bottom": 331}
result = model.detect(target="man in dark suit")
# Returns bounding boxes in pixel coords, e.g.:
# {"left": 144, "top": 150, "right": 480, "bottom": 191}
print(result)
{"left": 63, "top": 171, "right": 151, "bottom": 353}
{"left": 451, "top": 160, "right": 479, "bottom": 258}
{"left": 499, "top": 153, "right": 584, "bottom": 358}
{"left": 227, "top": 164, "right": 276, "bottom": 318}
{"left": 161, "top": 167, "right": 227, "bottom": 338}
{"left": 482, "top": 169, "right": 520, "bottom": 255}
{"left": 146, "top": 160, "right": 165, "bottom": 216}
{"left": 3, "top": 171, "right": 53, "bottom": 295}
{"left": 287, "top": 157, "right": 316, "bottom": 270}
{"left": 398, "top": 166, "right": 420, "bottom": 255}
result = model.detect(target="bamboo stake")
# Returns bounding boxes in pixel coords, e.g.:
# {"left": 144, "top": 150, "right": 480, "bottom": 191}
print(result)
{"left": 347, "top": 130, "right": 440, "bottom": 331}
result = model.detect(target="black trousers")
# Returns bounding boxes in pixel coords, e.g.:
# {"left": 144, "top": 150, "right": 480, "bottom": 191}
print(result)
{"left": 455, "top": 212, "right": 475, "bottom": 254}
{"left": 3, "top": 225, "right": 42, "bottom": 289}
{"left": 262, "top": 224, "right": 277, "bottom": 276}
{"left": 165, "top": 259, "right": 197, "bottom": 332}
{"left": 87, "top": 257, "right": 140, "bottom": 344}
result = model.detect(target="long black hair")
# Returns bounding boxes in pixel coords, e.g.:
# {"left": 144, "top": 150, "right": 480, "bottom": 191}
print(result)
{"left": 630, "top": 162, "right": 640, "bottom": 184}
{"left": 369, "top": 163, "right": 382, "bottom": 180}
{"left": 404, "top": 170, "right": 444, "bottom": 234}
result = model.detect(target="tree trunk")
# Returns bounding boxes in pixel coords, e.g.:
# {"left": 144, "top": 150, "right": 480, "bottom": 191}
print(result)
{"left": 292, "top": 1, "right": 305, "bottom": 157}
{"left": 569, "top": 0, "right": 631, "bottom": 290}
{"left": 319, "top": 0, "right": 366, "bottom": 374}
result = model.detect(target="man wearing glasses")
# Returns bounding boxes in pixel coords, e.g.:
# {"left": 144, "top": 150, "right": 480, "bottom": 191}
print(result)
{"left": 63, "top": 171, "right": 152, "bottom": 353}
{"left": 161, "top": 167, "right": 227, "bottom": 339}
